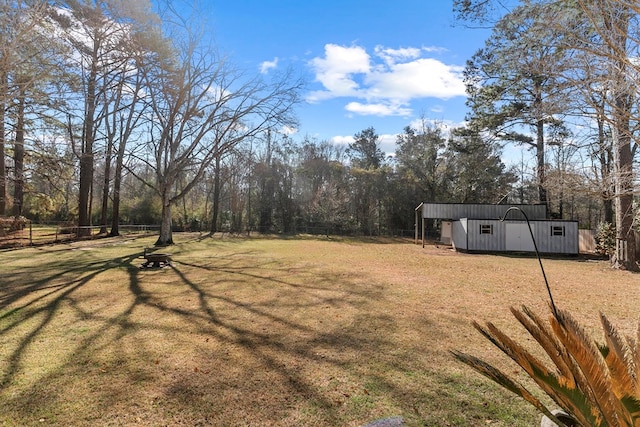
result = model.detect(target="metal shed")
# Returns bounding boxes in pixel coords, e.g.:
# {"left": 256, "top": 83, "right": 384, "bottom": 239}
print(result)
{"left": 452, "top": 218, "right": 579, "bottom": 255}
{"left": 417, "top": 203, "right": 579, "bottom": 255}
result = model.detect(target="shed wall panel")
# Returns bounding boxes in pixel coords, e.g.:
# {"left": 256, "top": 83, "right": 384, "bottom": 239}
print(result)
{"left": 506, "top": 223, "right": 536, "bottom": 251}
{"left": 536, "top": 221, "right": 579, "bottom": 255}
{"left": 457, "top": 219, "right": 579, "bottom": 255}
{"left": 466, "top": 220, "right": 505, "bottom": 251}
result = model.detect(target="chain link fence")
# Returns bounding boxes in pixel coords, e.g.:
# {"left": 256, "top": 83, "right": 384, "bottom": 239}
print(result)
{"left": 0, "top": 221, "right": 160, "bottom": 248}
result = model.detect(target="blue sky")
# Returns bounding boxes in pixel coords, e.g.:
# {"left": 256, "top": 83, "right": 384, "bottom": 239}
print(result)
{"left": 202, "top": 1, "right": 492, "bottom": 155}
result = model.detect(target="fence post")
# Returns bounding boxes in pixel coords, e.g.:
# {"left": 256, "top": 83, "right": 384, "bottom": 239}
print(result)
{"left": 616, "top": 238, "right": 628, "bottom": 264}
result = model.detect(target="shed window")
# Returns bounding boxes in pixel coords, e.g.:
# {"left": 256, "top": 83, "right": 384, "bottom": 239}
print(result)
{"left": 551, "top": 226, "right": 565, "bottom": 236}
{"left": 479, "top": 224, "right": 493, "bottom": 235}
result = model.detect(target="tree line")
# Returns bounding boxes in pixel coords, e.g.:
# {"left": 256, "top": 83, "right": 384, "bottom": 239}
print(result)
{"left": 0, "top": 0, "right": 638, "bottom": 269}
{"left": 455, "top": 0, "right": 640, "bottom": 270}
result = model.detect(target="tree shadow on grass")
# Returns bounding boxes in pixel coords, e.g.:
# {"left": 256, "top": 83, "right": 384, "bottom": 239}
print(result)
{"left": 0, "top": 241, "right": 519, "bottom": 426}
{"left": 0, "top": 250, "right": 143, "bottom": 388}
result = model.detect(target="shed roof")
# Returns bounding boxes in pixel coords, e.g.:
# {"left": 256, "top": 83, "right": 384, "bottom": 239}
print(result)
{"left": 422, "top": 203, "right": 547, "bottom": 221}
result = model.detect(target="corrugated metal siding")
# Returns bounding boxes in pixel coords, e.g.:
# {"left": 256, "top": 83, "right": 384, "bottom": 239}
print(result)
{"left": 452, "top": 219, "right": 468, "bottom": 250}
{"left": 454, "top": 219, "right": 578, "bottom": 255}
{"left": 422, "top": 203, "right": 546, "bottom": 220}
{"left": 536, "top": 221, "right": 578, "bottom": 255}
{"left": 466, "top": 220, "right": 506, "bottom": 251}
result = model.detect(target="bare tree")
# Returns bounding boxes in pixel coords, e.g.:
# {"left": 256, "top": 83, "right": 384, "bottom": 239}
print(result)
{"left": 0, "top": 0, "right": 53, "bottom": 216}
{"left": 136, "top": 12, "right": 301, "bottom": 245}
{"left": 108, "top": 50, "right": 151, "bottom": 236}
{"left": 53, "top": 0, "right": 157, "bottom": 235}
{"left": 573, "top": 0, "right": 638, "bottom": 270}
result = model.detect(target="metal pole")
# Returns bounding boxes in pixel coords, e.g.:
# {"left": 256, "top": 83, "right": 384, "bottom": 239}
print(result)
{"left": 415, "top": 209, "right": 418, "bottom": 244}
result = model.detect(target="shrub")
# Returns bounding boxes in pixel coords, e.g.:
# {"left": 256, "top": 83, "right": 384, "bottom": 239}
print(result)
{"left": 595, "top": 221, "right": 616, "bottom": 257}
{"left": 0, "top": 216, "right": 29, "bottom": 235}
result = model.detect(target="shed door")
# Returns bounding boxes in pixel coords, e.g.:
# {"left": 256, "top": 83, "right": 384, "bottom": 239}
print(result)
{"left": 440, "top": 221, "right": 452, "bottom": 245}
{"left": 505, "top": 223, "right": 535, "bottom": 252}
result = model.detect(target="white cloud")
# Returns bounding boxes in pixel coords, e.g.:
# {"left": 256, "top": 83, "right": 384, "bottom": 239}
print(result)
{"left": 280, "top": 125, "right": 297, "bottom": 135}
{"left": 374, "top": 46, "right": 421, "bottom": 66}
{"left": 307, "top": 44, "right": 370, "bottom": 101}
{"left": 422, "top": 45, "right": 447, "bottom": 54}
{"left": 260, "top": 57, "right": 278, "bottom": 74}
{"left": 366, "top": 58, "right": 465, "bottom": 100}
{"left": 345, "top": 102, "right": 412, "bottom": 117}
{"left": 330, "top": 135, "right": 354, "bottom": 145}
{"left": 307, "top": 43, "right": 466, "bottom": 117}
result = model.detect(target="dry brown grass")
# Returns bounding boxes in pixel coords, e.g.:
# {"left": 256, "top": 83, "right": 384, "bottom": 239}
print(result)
{"left": 0, "top": 233, "right": 638, "bottom": 426}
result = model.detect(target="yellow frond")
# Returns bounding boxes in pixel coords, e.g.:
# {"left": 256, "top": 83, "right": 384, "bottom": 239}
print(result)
{"left": 514, "top": 306, "right": 576, "bottom": 388}
{"left": 633, "top": 319, "right": 640, "bottom": 396}
{"left": 475, "top": 317, "right": 597, "bottom": 423}
{"left": 552, "top": 308, "right": 624, "bottom": 426}
{"left": 601, "top": 313, "right": 637, "bottom": 400}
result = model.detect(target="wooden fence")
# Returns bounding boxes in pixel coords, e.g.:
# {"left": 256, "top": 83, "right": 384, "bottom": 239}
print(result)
{"left": 578, "top": 228, "right": 640, "bottom": 257}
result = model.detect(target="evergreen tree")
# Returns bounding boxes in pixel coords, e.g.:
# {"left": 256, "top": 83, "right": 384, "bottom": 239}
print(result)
{"left": 464, "top": 1, "right": 570, "bottom": 206}
{"left": 445, "top": 127, "right": 517, "bottom": 203}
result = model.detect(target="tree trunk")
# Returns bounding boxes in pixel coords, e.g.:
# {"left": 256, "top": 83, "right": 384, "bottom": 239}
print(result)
{"left": 210, "top": 154, "right": 221, "bottom": 234}
{"left": 155, "top": 195, "right": 173, "bottom": 246}
{"left": 596, "top": 110, "right": 614, "bottom": 224}
{"left": 258, "top": 132, "right": 273, "bottom": 233}
{"left": 99, "top": 138, "right": 113, "bottom": 234}
{"left": 603, "top": 199, "right": 614, "bottom": 224}
{"left": 109, "top": 134, "right": 126, "bottom": 237}
{"left": 535, "top": 119, "right": 547, "bottom": 209}
{"left": 12, "top": 89, "right": 25, "bottom": 216}
{"left": 78, "top": 39, "right": 99, "bottom": 237}
{"left": 613, "top": 123, "right": 636, "bottom": 270}
{"left": 0, "top": 71, "right": 6, "bottom": 216}
{"left": 78, "top": 151, "right": 94, "bottom": 236}
{"left": 608, "top": 6, "right": 637, "bottom": 271}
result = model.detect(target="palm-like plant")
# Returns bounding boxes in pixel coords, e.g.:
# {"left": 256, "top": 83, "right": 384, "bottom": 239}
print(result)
{"left": 453, "top": 305, "right": 640, "bottom": 426}
{"left": 452, "top": 207, "right": 640, "bottom": 426}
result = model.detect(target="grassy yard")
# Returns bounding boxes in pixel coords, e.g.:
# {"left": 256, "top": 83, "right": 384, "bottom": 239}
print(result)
{"left": 0, "top": 233, "right": 638, "bottom": 426}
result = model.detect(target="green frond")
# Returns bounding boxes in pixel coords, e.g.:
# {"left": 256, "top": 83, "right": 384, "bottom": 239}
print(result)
{"left": 531, "top": 364, "right": 605, "bottom": 427}
{"left": 451, "top": 349, "right": 600, "bottom": 427}
{"left": 524, "top": 306, "right": 600, "bottom": 408}
{"left": 620, "top": 395, "right": 640, "bottom": 426}
{"left": 457, "top": 306, "right": 640, "bottom": 427}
